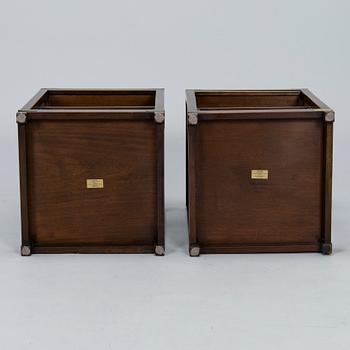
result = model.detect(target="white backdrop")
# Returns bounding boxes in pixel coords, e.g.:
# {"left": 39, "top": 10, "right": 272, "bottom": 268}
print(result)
{"left": 1, "top": 0, "right": 349, "bottom": 349}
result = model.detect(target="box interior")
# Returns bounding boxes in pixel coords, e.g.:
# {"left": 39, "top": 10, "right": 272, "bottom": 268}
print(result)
{"left": 195, "top": 91, "right": 318, "bottom": 110}
{"left": 33, "top": 90, "right": 156, "bottom": 109}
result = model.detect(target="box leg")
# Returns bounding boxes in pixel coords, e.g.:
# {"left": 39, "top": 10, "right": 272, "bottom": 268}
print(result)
{"left": 155, "top": 245, "right": 165, "bottom": 256}
{"left": 21, "top": 245, "right": 31, "bottom": 256}
{"left": 189, "top": 245, "right": 200, "bottom": 257}
{"left": 321, "top": 242, "right": 332, "bottom": 255}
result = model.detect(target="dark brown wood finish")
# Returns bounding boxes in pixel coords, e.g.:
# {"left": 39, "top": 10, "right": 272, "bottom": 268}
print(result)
{"left": 154, "top": 89, "right": 165, "bottom": 255}
{"left": 17, "top": 89, "right": 165, "bottom": 255}
{"left": 186, "top": 89, "right": 334, "bottom": 256}
{"left": 322, "top": 121, "right": 333, "bottom": 254}
{"left": 17, "top": 121, "right": 30, "bottom": 255}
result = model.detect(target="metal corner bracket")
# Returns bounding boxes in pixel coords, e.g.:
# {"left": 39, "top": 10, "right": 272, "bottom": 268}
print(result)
{"left": 21, "top": 245, "right": 31, "bottom": 256}
{"left": 189, "top": 245, "right": 200, "bottom": 257}
{"left": 324, "top": 111, "right": 335, "bottom": 122}
{"left": 154, "top": 112, "right": 165, "bottom": 124}
{"left": 16, "top": 112, "right": 27, "bottom": 124}
{"left": 188, "top": 112, "right": 198, "bottom": 125}
{"left": 155, "top": 245, "right": 165, "bottom": 256}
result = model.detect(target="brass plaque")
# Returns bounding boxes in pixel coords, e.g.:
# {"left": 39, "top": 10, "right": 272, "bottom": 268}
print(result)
{"left": 86, "top": 179, "right": 104, "bottom": 189}
{"left": 251, "top": 170, "right": 268, "bottom": 180}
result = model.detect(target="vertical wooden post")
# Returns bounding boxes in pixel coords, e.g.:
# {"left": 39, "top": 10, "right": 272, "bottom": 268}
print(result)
{"left": 155, "top": 118, "right": 165, "bottom": 255}
{"left": 154, "top": 88, "right": 165, "bottom": 255}
{"left": 17, "top": 113, "right": 31, "bottom": 256}
{"left": 188, "top": 113, "right": 200, "bottom": 256}
{"left": 322, "top": 112, "right": 334, "bottom": 255}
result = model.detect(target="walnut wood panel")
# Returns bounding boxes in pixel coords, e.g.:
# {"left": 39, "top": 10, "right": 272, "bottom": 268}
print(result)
{"left": 27, "top": 120, "right": 157, "bottom": 246}
{"left": 196, "top": 119, "right": 323, "bottom": 245}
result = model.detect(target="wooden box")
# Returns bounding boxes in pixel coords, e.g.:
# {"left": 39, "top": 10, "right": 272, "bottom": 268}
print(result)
{"left": 17, "top": 88, "right": 165, "bottom": 256}
{"left": 186, "top": 89, "right": 334, "bottom": 256}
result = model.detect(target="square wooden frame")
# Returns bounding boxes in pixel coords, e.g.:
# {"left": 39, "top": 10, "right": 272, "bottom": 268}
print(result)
{"left": 17, "top": 88, "right": 165, "bottom": 256}
{"left": 186, "top": 89, "right": 334, "bottom": 256}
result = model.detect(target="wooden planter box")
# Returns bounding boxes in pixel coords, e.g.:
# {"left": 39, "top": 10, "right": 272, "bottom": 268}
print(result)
{"left": 186, "top": 89, "right": 334, "bottom": 256}
{"left": 17, "top": 88, "right": 165, "bottom": 256}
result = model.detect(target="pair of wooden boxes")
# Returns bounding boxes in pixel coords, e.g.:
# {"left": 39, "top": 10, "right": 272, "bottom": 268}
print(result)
{"left": 17, "top": 89, "right": 334, "bottom": 256}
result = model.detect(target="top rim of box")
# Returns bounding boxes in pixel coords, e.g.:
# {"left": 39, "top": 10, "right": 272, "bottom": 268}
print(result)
{"left": 19, "top": 88, "right": 165, "bottom": 113}
{"left": 185, "top": 89, "right": 333, "bottom": 115}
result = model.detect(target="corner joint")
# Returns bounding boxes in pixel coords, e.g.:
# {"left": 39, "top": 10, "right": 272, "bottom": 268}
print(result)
{"left": 188, "top": 112, "right": 198, "bottom": 125}
{"left": 154, "top": 112, "right": 165, "bottom": 124}
{"left": 16, "top": 112, "right": 27, "bottom": 124}
{"left": 325, "top": 111, "right": 335, "bottom": 123}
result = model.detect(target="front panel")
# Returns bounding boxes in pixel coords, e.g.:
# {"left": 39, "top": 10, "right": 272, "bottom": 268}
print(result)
{"left": 26, "top": 119, "right": 157, "bottom": 247}
{"left": 196, "top": 118, "right": 324, "bottom": 247}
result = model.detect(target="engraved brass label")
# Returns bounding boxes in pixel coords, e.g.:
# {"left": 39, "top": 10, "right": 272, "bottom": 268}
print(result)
{"left": 251, "top": 170, "right": 268, "bottom": 180}
{"left": 86, "top": 179, "right": 104, "bottom": 189}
